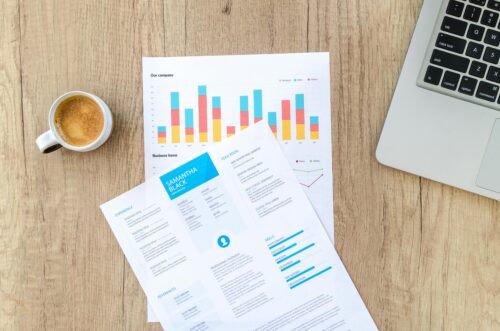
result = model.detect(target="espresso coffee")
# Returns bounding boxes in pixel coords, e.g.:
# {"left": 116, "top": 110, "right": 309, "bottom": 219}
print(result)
{"left": 54, "top": 95, "right": 104, "bottom": 146}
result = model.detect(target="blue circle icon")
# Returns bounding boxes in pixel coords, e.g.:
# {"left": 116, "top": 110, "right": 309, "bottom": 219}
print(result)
{"left": 217, "top": 235, "right": 230, "bottom": 248}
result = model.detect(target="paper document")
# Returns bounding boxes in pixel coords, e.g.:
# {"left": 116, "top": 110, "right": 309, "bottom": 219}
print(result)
{"left": 101, "top": 123, "right": 376, "bottom": 330}
{"left": 143, "top": 53, "right": 335, "bottom": 321}
{"left": 142, "top": 53, "right": 333, "bottom": 236}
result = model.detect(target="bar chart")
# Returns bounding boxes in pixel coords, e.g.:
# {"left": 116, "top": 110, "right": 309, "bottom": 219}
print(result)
{"left": 143, "top": 53, "right": 333, "bottom": 242}
{"left": 154, "top": 86, "right": 321, "bottom": 144}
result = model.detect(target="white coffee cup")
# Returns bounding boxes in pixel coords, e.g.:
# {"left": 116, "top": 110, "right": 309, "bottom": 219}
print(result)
{"left": 36, "top": 91, "right": 113, "bottom": 153}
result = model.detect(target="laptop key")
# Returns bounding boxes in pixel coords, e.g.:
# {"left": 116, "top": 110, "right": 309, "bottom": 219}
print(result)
{"left": 467, "top": 24, "right": 485, "bottom": 41}
{"left": 481, "top": 9, "right": 499, "bottom": 26}
{"left": 487, "top": 0, "right": 500, "bottom": 11}
{"left": 436, "top": 33, "right": 467, "bottom": 53}
{"left": 470, "top": 60, "right": 488, "bottom": 77}
{"left": 466, "top": 41, "right": 485, "bottom": 58}
{"left": 471, "top": 0, "right": 487, "bottom": 5}
{"left": 464, "top": 5, "right": 483, "bottom": 21}
{"left": 485, "top": 29, "right": 500, "bottom": 45}
{"left": 458, "top": 76, "right": 478, "bottom": 95}
{"left": 430, "top": 49, "right": 470, "bottom": 72}
{"left": 447, "top": 1, "right": 465, "bottom": 17}
{"left": 486, "top": 65, "right": 500, "bottom": 82}
{"left": 424, "top": 65, "right": 443, "bottom": 85}
{"left": 441, "top": 71, "right": 461, "bottom": 90}
{"left": 476, "top": 81, "right": 500, "bottom": 101}
{"left": 483, "top": 46, "right": 500, "bottom": 63}
{"left": 441, "top": 16, "right": 468, "bottom": 36}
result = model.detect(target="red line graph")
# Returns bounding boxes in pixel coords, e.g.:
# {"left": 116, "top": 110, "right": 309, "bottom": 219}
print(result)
{"left": 299, "top": 174, "right": 324, "bottom": 188}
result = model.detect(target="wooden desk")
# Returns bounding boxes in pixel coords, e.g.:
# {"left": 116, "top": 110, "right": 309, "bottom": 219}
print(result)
{"left": 1, "top": 0, "right": 498, "bottom": 329}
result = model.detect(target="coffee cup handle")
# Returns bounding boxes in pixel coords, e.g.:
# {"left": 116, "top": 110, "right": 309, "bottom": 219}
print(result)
{"left": 36, "top": 130, "right": 62, "bottom": 153}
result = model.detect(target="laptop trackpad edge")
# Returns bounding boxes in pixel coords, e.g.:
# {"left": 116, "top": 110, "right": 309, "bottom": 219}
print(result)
{"left": 477, "top": 119, "right": 500, "bottom": 195}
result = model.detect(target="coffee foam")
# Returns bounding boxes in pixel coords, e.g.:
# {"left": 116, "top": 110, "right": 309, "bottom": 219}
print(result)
{"left": 54, "top": 96, "right": 104, "bottom": 147}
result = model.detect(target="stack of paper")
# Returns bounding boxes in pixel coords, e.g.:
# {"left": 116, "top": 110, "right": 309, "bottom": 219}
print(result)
{"left": 142, "top": 53, "right": 336, "bottom": 322}
{"left": 101, "top": 122, "right": 377, "bottom": 330}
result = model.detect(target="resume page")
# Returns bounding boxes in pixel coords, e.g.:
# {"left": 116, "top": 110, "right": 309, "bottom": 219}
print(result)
{"left": 101, "top": 122, "right": 377, "bottom": 330}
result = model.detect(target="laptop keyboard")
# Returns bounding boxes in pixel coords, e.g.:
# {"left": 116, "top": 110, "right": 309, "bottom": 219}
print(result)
{"left": 418, "top": 0, "right": 500, "bottom": 110}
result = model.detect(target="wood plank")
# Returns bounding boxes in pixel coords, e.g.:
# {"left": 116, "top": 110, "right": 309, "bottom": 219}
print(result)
{"left": 319, "top": 1, "right": 424, "bottom": 330}
{"left": 0, "top": 0, "right": 31, "bottom": 330}
{"left": 164, "top": 0, "right": 186, "bottom": 56}
{"left": 123, "top": 2, "right": 166, "bottom": 330}
{"left": 418, "top": 181, "right": 500, "bottom": 330}
{"left": 184, "top": 0, "right": 275, "bottom": 55}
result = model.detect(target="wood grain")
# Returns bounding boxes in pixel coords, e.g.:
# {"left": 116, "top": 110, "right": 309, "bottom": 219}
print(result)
{"left": 0, "top": 0, "right": 498, "bottom": 330}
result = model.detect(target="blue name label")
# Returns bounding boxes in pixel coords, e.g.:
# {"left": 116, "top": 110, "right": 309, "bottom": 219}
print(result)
{"left": 160, "top": 153, "right": 219, "bottom": 200}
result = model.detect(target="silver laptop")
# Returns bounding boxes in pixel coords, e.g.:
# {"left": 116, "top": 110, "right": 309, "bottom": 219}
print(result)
{"left": 377, "top": 0, "right": 500, "bottom": 200}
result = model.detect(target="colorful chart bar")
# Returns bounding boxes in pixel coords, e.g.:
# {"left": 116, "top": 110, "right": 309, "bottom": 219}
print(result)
{"left": 157, "top": 126, "right": 166, "bottom": 144}
{"left": 295, "top": 94, "right": 305, "bottom": 140}
{"left": 240, "top": 96, "right": 249, "bottom": 130}
{"left": 171, "top": 92, "right": 180, "bottom": 143}
{"left": 198, "top": 86, "right": 208, "bottom": 142}
{"left": 185, "top": 108, "right": 194, "bottom": 143}
{"left": 281, "top": 100, "right": 291, "bottom": 140}
{"left": 212, "top": 96, "right": 221, "bottom": 142}
{"left": 310, "top": 116, "right": 319, "bottom": 140}
{"left": 253, "top": 89, "right": 263, "bottom": 123}
{"left": 268, "top": 112, "right": 277, "bottom": 138}
{"left": 163, "top": 87, "right": 318, "bottom": 145}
